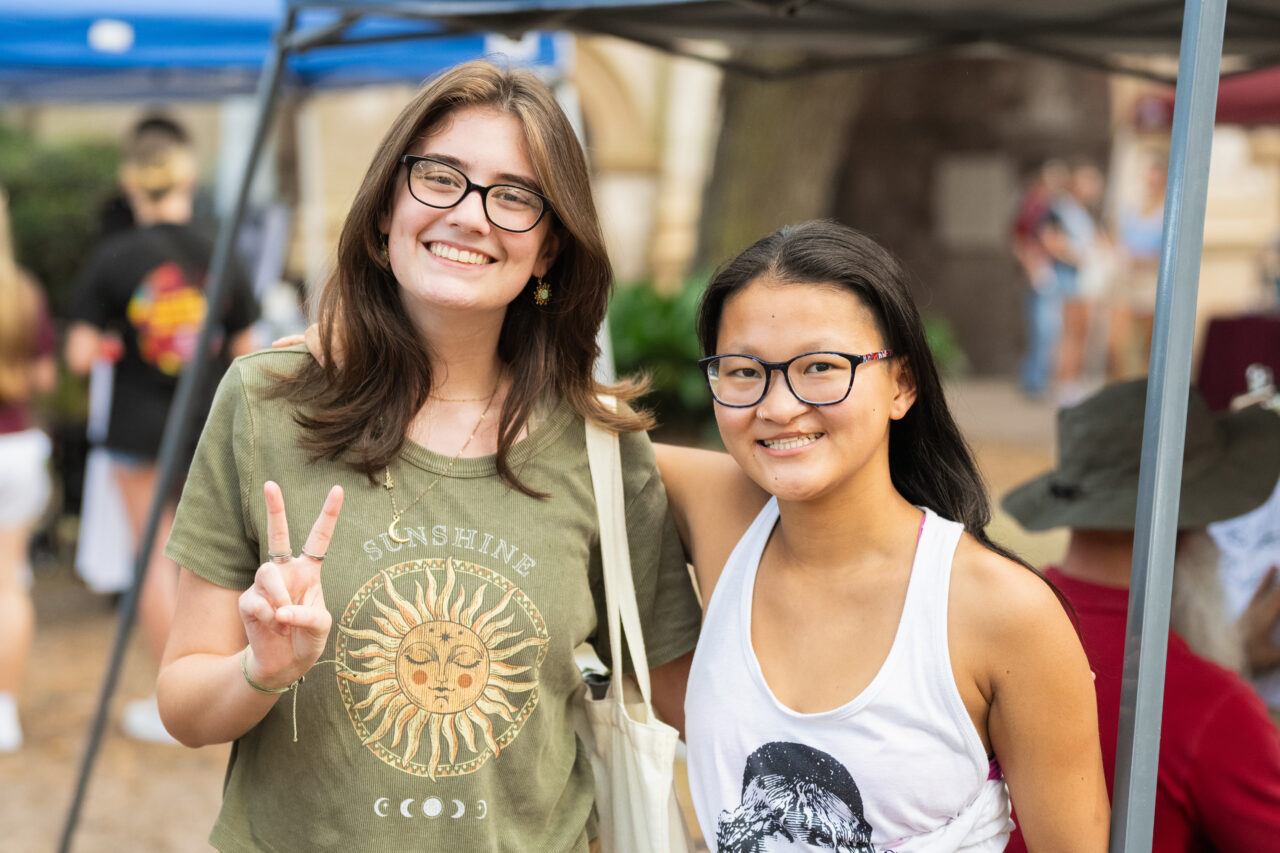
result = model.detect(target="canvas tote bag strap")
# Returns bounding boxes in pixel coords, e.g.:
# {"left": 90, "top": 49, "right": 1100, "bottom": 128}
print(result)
{"left": 585, "top": 398, "right": 655, "bottom": 710}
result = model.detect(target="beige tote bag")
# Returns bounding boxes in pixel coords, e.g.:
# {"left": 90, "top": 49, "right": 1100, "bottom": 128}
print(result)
{"left": 579, "top": 410, "right": 695, "bottom": 853}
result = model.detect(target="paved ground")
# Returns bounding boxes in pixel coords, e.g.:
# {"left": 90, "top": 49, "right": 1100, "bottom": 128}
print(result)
{"left": 3, "top": 377, "right": 1063, "bottom": 852}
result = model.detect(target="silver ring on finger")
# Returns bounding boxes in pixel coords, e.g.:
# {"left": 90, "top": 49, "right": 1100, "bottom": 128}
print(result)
{"left": 300, "top": 547, "right": 326, "bottom": 563}
{"left": 268, "top": 550, "right": 293, "bottom": 564}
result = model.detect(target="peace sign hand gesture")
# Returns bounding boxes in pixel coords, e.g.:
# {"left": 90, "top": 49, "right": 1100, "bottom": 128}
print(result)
{"left": 238, "top": 481, "right": 344, "bottom": 690}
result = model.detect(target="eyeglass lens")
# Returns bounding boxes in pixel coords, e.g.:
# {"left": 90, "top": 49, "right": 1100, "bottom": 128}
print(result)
{"left": 706, "top": 353, "right": 855, "bottom": 406}
{"left": 407, "top": 158, "right": 545, "bottom": 232}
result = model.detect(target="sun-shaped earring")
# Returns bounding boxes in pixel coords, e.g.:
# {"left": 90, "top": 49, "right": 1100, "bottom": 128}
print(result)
{"left": 533, "top": 276, "right": 551, "bottom": 307}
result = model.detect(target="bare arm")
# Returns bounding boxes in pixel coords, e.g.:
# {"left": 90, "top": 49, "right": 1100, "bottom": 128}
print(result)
{"left": 156, "top": 570, "right": 289, "bottom": 746}
{"left": 228, "top": 327, "right": 257, "bottom": 359}
{"left": 64, "top": 321, "right": 102, "bottom": 376}
{"left": 649, "top": 649, "right": 693, "bottom": 738}
{"left": 653, "top": 442, "right": 767, "bottom": 604}
{"left": 30, "top": 354, "right": 56, "bottom": 395}
{"left": 1241, "top": 566, "right": 1280, "bottom": 677}
{"left": 955, "top": 547, "right": 1109, "bottom": 851}
{"left": 158, "top": 482, "right": 342, "bottom": 746}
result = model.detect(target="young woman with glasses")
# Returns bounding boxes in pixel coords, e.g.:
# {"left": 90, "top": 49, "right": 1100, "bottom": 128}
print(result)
{"left": 659, "top": 220, "right": 1109, "bottom": 852}
{"left": 156, "top": 61, "right": 699, "bottom": 852}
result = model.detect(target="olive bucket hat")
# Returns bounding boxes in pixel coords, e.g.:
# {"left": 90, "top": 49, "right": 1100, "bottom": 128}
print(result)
{"left": 1002, "top": 378, "right": 1280, "bottom": 531}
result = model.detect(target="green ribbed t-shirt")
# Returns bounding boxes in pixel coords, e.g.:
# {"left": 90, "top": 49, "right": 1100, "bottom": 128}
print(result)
{"left": 166, "top": 347, "right": 701, "bottom": 853}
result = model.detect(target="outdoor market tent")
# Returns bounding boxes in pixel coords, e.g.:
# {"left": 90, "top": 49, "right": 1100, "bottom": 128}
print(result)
{"left": 45, "top": 3, "right": 1276, "bottom": 853}
{"left": 293, "top": 0, "right": 1280, "bottom": 81}
{"left": 0, "top": 1, "right": 561, "bottom": 100}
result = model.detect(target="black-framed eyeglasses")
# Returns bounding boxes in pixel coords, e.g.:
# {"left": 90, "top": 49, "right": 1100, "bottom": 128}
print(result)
{"left": 698, "top": 350, "right": 895, "bottom": 407}
{"left": 399, "top": 155, "right": 552, "bottom": 233}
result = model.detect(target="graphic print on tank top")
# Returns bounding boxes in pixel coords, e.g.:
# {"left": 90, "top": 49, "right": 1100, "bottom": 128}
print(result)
{"left": 717, "top": 741, "right": 876, "bottom": 852}
{"left": 335, "top": 556, "right": 549, "bottom": 779}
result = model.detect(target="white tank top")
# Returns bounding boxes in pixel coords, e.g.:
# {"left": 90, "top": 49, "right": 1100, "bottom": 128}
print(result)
{"left": 685, "top": 499, "right": 1012, "bottom": 852}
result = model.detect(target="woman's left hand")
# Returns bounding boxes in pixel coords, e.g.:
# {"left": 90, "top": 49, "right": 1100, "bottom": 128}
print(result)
{"left": 272, "top": 323, "right": 327, "bottom": 364}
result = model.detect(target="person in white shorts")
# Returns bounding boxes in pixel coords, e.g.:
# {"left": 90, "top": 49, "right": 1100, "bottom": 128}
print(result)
{"left": 0, "top": 189, "right": 56, "bottom": 752}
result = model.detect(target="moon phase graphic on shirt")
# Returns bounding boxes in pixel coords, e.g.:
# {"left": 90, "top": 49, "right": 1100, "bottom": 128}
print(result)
{"left": 717, "top": 741, "right": 876, "bottom": 852}
{"left": 336, "top": 557, "right": 548, "bottom": 778}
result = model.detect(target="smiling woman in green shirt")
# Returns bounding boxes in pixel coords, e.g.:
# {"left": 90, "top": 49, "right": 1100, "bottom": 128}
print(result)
{"left": 156, "top": 61, "right": 700, "bottom": 853}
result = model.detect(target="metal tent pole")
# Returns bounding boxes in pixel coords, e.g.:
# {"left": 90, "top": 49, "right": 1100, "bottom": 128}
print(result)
{"left": 1109, "top": 1, "right": 1226, "bottom": 851}
{"left": 56, "top": 11, "right": 297, "bottom": 852}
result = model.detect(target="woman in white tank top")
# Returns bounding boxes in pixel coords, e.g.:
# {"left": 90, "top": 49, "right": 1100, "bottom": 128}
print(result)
{"left": 657, "top": 221, "right": 1108, "bottom": 852}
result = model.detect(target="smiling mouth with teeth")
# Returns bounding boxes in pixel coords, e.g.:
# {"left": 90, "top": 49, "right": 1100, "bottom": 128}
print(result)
{"left": 428, "top": 242, "right": 494, "bottom": 265}
{"left": 760, "top": 433, "right": 823, "bottom": 450}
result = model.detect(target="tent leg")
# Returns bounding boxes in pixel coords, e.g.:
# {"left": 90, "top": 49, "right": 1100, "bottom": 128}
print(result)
{"left": 56, "top": 12, "right": 297, "bottom": 853}
{"left": 1110, "top": 1, "right": 1225, "bottom": 851}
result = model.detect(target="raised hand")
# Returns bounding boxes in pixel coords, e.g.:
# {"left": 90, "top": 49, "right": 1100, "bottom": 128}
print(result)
{"left": 1242, "top": 565, "right": 1280, "bottom": 677}
{"left": 238, "top": 481, "right": 343, "bottom": 690}
{"left": 271, "top": 324, "right": 329, "bottom": 366}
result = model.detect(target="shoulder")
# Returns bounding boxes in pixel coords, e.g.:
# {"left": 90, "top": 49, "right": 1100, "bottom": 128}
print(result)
{"left": 654, "top": 443, "right": 768, "bottom": 601}
{"left": 220, "top": 345, "right": 313, "bottom": 403}
{"left": 950, "top": 533, "right": 1077, "bottom": 664}
{"left": 952, "top": 534, "right": 1060, "bottom": 616}
{"left": 654, "top": 443, "right": 766, "bottom": 528}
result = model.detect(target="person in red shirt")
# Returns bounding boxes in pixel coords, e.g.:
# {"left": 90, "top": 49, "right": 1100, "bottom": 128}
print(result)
{"left": 1002, "top": 379, "right": 1280, "bottom": 852}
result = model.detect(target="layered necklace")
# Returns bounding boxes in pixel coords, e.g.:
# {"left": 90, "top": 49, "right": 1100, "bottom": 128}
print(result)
{"left": 384, "top": 384, "right": 499, "bottom": 544}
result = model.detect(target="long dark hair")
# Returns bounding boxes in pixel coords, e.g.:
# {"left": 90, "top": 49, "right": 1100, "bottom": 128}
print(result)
{"left": 277, "top": 61, "right": 648, "bottom": 495}
{"left": 697, "top": 220, "right": 1026, "bottom": 567}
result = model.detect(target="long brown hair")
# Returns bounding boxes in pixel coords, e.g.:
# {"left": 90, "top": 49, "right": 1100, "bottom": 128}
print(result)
{"left": 0, "top": 189, "right": 39, "bottom": 404}
{"left": 279, "top": 61, "right": 649, "bottom": 494}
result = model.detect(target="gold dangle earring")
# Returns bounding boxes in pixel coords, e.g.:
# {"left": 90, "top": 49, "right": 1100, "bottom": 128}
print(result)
{"left": 379, "top": 233, "right": 389, "bottom": 264}
{"left": 533, "top": 276, "right": 551, "bottom": 307}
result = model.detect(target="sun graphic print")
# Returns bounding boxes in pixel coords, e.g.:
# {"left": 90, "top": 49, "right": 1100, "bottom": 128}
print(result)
{"left": 336, "top": 557, "right": 549, "bottom": 779}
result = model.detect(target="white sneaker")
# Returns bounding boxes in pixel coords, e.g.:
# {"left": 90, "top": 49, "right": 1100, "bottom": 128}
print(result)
{"left": 121, "top": 696, "right": 179, "bottom": 745}
{"left": 0, "top": 692, "right": 22, "bottom": 752}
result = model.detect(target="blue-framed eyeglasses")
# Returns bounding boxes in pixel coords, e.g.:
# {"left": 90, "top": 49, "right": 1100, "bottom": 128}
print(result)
{"left": 400, "top": 155, "right": 552, "bottom": 233}
{"left": 698, "top": 350, "right": 895, "bottom": 407}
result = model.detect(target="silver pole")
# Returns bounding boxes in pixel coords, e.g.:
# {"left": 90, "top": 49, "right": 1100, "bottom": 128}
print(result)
{"left": 1110, "top": 1, "right": 1226, "bottom": 851}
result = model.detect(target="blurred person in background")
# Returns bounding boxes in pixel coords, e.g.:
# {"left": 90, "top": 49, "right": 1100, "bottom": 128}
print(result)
{"left": 1111, "top": 154, "right": 1168, "bottom": 379}
{"left": 1041, "top": 161, "right": 1106, "bottom": 406}
{"left": 0, "top": 189, "right": 57, "bottom": 752}
{"left": 1015, "top": 159, "right": 1070, "bottom": 398}
{"left": 1002, "top": 379, "right": 1280, "bottom": 852}
{"left": 1209, "top": 366, "right": 1280, "bottom": 722}
{"left": 64, "top": 115, "right": 259, "bottom": 743}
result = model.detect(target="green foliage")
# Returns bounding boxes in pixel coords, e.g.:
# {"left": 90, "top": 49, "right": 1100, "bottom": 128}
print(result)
{"left": 607, "top": 277, "right": 714, "bottom": 441}
{"left": 0, "top": 124, "right": 120, "bottom": 314}
{"left": 922, "top": 313, "right": 970, "bottom": 379}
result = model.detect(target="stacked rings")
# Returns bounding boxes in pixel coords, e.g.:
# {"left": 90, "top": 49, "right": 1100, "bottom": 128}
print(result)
{"left": 268, "top": 550, "right": 292, "bottom": 564}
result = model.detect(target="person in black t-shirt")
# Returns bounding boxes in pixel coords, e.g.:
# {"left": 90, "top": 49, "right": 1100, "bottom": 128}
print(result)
{"left": 66, "top": 115, "right": 258, "bottom": 742}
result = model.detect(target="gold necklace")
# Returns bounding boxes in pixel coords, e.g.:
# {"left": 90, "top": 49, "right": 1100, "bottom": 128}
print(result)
{"left": 429, "top": 393, "right": 491, "bottom": 402}
{"left": 384, "top": 386, "right": 498, "bottom": 544}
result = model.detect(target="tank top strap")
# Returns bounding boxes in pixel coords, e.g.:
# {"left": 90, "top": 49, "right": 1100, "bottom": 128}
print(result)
{"left": 908, "top": 507, "right": 966, "bottom": 631}
{"left": 887, "top": 508, "right": 970, "bottom": 710}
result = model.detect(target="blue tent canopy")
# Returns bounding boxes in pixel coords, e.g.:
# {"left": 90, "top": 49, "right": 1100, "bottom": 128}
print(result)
{"left": 0, "top": 1, "right": 561, "bottom": 100}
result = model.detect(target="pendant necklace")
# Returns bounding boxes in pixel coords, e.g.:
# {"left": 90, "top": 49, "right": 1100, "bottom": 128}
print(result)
{"left": 385, "top": 384, "right": 498, "bottom": 544}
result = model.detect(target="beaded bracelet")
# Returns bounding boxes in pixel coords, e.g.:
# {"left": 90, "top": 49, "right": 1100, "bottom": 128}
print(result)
{"left": 240, "top": 647, "right": 304, "bottom": 742}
